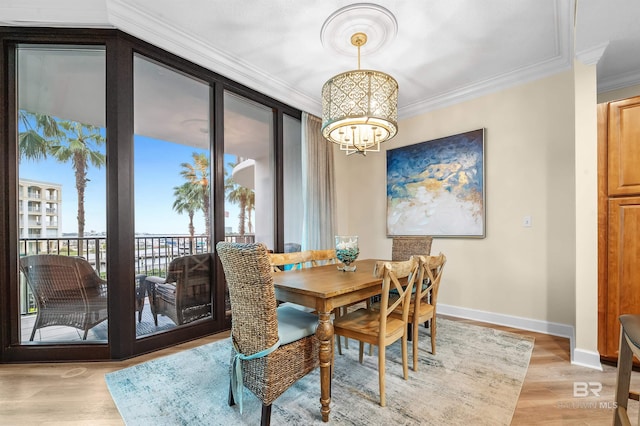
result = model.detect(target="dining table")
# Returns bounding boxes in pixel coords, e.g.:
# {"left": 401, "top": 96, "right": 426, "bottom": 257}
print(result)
{"left": 272, "top": 258, "right": 383, "bottom": 423}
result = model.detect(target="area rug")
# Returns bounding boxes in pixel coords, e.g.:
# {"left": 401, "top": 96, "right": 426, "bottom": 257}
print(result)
{"left": 105, "top": 318, "right": 534, "bottom": 425}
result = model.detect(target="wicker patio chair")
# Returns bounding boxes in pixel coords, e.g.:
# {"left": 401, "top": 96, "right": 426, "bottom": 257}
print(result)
{"left": 216, "top": 242, "right": 319, "bottom": 426}
{"left": 284, "top": 242, "right": 301, "bottom": 253}
{"left": 135, "top": 273, "right": 146, "bottom": 323}
{"left": 146, "top": 253, "right": 212, "bottom": 326}
{"left": 19, "top": 254, "right": 108, "bottom": 341}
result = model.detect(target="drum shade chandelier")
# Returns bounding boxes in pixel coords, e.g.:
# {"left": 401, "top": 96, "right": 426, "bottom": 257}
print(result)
{"left": 321, "top": 32, "right": 398, "bottom": 156}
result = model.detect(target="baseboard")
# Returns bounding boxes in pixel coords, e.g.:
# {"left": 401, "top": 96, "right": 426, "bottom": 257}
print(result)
{"left": 437, "top": 303, "right": 601, "bottom": 370}
{"left": 572, "top": 348, "right": 603, "bottom": 371}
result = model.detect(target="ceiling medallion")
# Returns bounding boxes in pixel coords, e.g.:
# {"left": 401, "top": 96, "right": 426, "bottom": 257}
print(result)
{"left": 320, "top": 3, "right": 398, "bottom": 58}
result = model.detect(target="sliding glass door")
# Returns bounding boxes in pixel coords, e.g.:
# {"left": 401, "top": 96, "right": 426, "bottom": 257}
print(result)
{"left": 133, "top": 54, "right": 213, "bottom": 338}
{"left": 1, "top": 27, "right": 302, "bottom": 362}
{"left": 16, "top": 45, "right": 107, "bottom": 344}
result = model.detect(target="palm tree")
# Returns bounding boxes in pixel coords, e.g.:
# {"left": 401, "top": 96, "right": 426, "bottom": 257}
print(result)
{"left": 245, "top": 189, "right": 255, "bottom": 234}
{"left": 224, "top": 157, "right": 255, "bottom": 237}
{"left": 172, "top": 182, "right": 200, "bottom": 240}
{"left": 226, "top": 184, "right": 249, "bottom": 235}
{"left": 49, "top": 121, "right": 105, "bottom": 253}
{"left": 179, "top": 153, "right": 210, "bottom": 238}
{"left": 223, "top": 164, "right": 239, "bottom": 232}
{"left": 18, "top": 110, "right": 62, "bottom": 161}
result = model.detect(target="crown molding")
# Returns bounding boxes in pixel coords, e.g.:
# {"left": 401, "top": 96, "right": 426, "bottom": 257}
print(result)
{"left": 575, "top": 41, "right": 609, "bottom": 66}
{"left": 107, "top": 0, "right": 574, "bottom": 120}
{"left": 598, "top": 68, "right": 640, "bottom": 93}
{"left": 400, "top": 0, "right": 573, "bottom": 119}
{"left": 106, "top": 0, "right": 320, "bottom": 115}
{"left": 399, "top": 53, "right": 573, "bottom": 119}
{"left": 1, "top": 0, "right": 577, "bottom": 120}
{"left": 0, "top": 1, "right": 110, "bottom": 27}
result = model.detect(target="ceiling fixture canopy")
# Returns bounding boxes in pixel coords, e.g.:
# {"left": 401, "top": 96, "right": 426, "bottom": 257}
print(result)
{"left": 321, "top": 31, "right": 398, "bottom": 156}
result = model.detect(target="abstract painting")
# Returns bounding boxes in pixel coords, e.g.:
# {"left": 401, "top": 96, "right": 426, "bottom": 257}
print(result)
{"left": 386, "top": 129, "right": 485, "bottom": 237}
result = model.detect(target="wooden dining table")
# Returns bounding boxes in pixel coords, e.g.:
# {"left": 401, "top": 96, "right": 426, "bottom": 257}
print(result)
{"left": 272, "top": 258, "right": 383, "bottom": 423}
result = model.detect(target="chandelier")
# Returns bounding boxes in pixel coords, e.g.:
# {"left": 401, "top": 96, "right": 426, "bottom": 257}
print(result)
{"left": 321, "top": 32, "right": 398, "bottom": 156}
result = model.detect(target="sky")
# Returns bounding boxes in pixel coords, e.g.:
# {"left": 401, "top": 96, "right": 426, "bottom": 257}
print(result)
{"left": 19, "top": 130, "right": 242, "bottom": 236}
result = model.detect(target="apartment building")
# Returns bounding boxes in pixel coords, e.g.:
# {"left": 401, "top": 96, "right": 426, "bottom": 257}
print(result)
{"left": 18, "top": 178, "right": 62, "bottom": 251}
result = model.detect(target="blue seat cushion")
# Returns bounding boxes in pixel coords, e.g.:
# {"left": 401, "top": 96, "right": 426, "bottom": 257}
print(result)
{"left": 276, "top": 305, "right": 318, "bottom": 345}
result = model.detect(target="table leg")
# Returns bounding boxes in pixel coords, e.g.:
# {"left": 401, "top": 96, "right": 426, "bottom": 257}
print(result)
{"left": 316, "top": 309, "right": 333, "bottom": 422}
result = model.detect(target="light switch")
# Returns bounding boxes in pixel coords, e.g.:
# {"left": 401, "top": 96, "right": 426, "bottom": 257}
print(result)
{"left": 522, "top": 215, "right": 532, "bottom": 227}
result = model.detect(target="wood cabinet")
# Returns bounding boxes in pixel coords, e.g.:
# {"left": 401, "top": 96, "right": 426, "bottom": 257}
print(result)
{"left": 608, "top": 97, "right": 640, "bottom": 196}
{"left": 599, "top": 96, "right": 640, "bottom": 361}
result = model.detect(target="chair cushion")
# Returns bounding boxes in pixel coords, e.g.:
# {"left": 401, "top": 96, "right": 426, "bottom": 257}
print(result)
{"left": 155, "top": 282, "right": 176, "bottom": 300}
{"left": 276, "top": 305, "right": 318, "bottom": 345}
{"left": 278, "top": 302, "right": 316, "bottom": 313}
{"left": 620, "top": 314, "right": 640, "bottom": 349}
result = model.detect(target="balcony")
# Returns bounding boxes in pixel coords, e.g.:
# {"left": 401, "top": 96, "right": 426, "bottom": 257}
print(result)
{"left": 18, "top": 233, "right": 254, "bottom": 341}
{"left": 19, "top": 235, "right": 216, "bottom": 277}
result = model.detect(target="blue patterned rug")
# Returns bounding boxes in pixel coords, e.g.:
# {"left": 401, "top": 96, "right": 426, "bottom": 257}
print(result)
{"left": 105, "top": 318, "right": 534, "bottom": 425}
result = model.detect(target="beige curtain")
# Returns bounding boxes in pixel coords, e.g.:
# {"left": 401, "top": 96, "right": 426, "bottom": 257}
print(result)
{"left": 301, "top": 112, "right": 336, "bottom": 250}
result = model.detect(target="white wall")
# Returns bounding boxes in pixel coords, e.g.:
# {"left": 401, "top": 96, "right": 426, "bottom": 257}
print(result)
{"left": 573, "top": 60, "right": 600, "bottom": 367}
{"left": 334, "top": 70, "right": 577, "bottom": 328}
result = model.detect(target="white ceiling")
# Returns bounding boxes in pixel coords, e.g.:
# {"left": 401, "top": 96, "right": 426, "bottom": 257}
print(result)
{"left": 2, "top": 0, "right": 640, "bottom": 120}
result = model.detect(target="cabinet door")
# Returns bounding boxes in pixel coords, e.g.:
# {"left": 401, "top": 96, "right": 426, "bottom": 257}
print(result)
{"left": 604, "top": 197, "right": 640, "bottom": 357}
{"left": 609, "top": 96, "right": 640, "bottom": 196}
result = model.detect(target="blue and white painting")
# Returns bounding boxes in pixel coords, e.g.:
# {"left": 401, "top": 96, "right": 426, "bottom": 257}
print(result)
{"left": 386, "top": 129, "right": 485, "bottom": 237}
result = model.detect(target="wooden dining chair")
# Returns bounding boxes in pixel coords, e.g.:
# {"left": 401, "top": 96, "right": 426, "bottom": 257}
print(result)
{"left": 306, "top": 249, "right": 371, "bottom": 354}
{"left": 307, "top": 248, "right": 355, "bottom": 356}
{"left": 333, "top": 257, "right": 418, "bottom": 407}
{"left": 309, "top": 249, "right": 337, "bottom": 267}
{"left": 613, "top": 314, "right": 640, "bottom": 426}
{"left": 216, "top": 242, "right": 320, "bottom": 426}
{"left": 268, "top": 250, "right": 313, "bottom": 272}
{"left": 384, "top": 253, "right": 447, "bottom": 371}
{"left": 270, "top": 250, "right": 315, "bottom": 312}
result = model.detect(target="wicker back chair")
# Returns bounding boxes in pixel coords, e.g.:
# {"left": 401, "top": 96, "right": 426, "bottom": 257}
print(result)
{"left": 19, "top": 254, "right": 108, "bottom": 341}
{"left": 216, "top": 242, "right": 319, "bottom": 426}
{"left": 391, "top": 236, "right": 433, "bottom": 261}
{"left": 146, "top": 253, "right": 212, "bottom": 326}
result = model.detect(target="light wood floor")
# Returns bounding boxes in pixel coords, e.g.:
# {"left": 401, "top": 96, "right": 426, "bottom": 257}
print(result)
{"left": 0, "top": 316, "right": 637, "bottom": 425}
